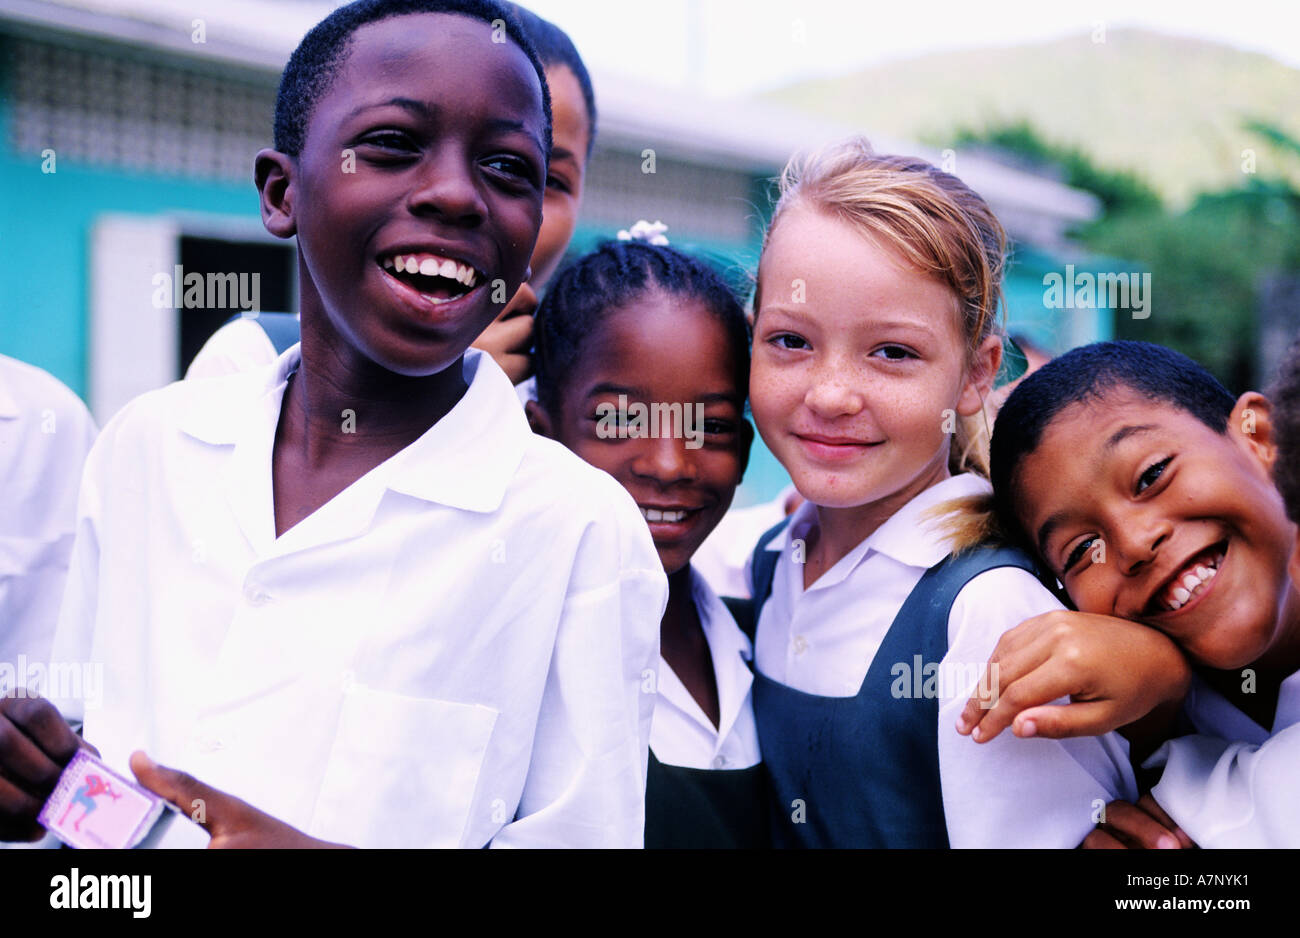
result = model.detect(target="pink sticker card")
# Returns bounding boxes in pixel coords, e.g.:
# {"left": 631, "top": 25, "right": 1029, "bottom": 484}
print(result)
{"left": 38, "top": 750, "right": 166, "bottom": 849}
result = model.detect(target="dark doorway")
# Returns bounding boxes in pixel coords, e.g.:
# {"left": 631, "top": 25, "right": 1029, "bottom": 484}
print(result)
{"left": 176, "top": 235, "right": 295, "bottom": 377}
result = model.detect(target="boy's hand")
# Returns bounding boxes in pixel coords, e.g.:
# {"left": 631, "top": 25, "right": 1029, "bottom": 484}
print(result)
{"left": 955, "top": 610, "right": 1191, "bottom": 743}
{"left": 0, "top": 692, "right": 85, "bottom": 841}
{"left": 471, "top": 283, "right": 538, "bottom": 385}
{"left": 1081, "top": 794, "right": 1197, "bottom": 849}
{"left": 129, "top": 752, "right": 350, "bottom": 849}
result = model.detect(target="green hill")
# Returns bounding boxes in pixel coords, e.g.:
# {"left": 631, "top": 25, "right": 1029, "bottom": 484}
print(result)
{"left": 762, "top": 28, "right": 1300, "bottom": 205}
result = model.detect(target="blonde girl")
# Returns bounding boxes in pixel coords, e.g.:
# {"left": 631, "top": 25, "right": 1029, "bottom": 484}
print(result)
{"left": 745, "top": 138, "right": 1137, "bottom": 847}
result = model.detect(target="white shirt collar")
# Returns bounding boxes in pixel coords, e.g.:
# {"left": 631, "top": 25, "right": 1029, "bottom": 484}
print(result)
{"left": 767, "top": 473, "right": 993, "bottom": 573}
{"left": 178, "top": 345, "right": 529, "bottom": 515}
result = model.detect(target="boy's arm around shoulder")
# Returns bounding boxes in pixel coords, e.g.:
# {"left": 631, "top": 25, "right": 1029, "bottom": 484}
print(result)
{"left": 955, "top": 604, "right": 1192, "bottom": 759}
{"left": 937, "top": 567, "right": 1142, "bottom": 847}
{"left": 489, "top": 471, "right": 667, "bottom": 848}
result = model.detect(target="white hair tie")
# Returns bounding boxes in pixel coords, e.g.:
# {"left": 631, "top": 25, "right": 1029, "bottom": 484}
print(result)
{"left": 616, "top": 219, "right": 670, "bottom": 246}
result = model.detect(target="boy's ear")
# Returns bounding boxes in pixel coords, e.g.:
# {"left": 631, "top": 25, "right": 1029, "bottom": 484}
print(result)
{"left": 957, "top": 334, "right": 1003, "bottom": 416}
{"left": 1229, "top": 392, "right": 1277, "bottom": 471}
{"left": 255, "top": 149, "right": 297, "bottom": 240}
{"left": 524, "top": 399, "right": 554, "bottom": 438}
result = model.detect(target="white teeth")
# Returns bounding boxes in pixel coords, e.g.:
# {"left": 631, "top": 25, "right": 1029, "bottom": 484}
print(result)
{"left": 641, "top": 508, "right": 688, "bottom": 523}
{"left": 382, "top": 253, "right": 478, "bottom": 286}
{"left": 1162, "top": 559, "right": 1220, "bottom": 612}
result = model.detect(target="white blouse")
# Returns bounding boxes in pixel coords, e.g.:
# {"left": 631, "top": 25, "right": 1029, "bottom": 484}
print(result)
{"left": 650, "top": 569, "right": 761, "bottom": 770}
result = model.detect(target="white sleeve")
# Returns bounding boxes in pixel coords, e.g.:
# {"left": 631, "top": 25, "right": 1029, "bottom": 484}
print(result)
{"left": 1147, "top": 725, "right": 1300, "bottom": 848}
{"left": 937, "top": 567, "right": 1139, "bottom": 848}
{"left": 489, "top": 513, "right": 666, "bottom": 848}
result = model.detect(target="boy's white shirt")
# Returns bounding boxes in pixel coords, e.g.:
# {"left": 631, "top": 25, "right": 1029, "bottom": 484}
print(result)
{"left": 1145, "top": 668, "right": 1300, "bottom": 847}
{"left": 49, "top": 346, "right": 667, "bottom": 848}
{"left": 753, "top": 472, "right": 1139, "bottom": 848}
{"left": 188, "top": 318, "right": 543, "bottom": 403}
{"left": 649, "top": 567, "right": 761, "bottom": 770}
{"left": 0, "top": 353, "right": 98, "bottom": 673}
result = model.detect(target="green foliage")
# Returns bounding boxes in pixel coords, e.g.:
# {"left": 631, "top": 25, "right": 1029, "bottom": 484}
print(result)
{"left": 1085, "top": 121, "right": 1300, "bottom": 391}
{"left": 954, "top": 118, "right": 1300, "bottom": 390}
{"left": 951, "top": 121, "right": 1162, "bottom": 216}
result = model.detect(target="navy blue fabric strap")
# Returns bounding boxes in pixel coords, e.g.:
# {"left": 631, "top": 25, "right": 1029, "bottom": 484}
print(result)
{"left": 748, "top": 517, "right": 790, "bottom": 624}
{"left": 897, "top": 546, "right": 1040, "bottom": 632}
{"left": 752, "top": 541, "right": 1047, "bottom": 848}
{"left": 222, "top": 312, "right": 300, "bottom": 355}
{"left": 720, "top": 595, "right": 756, "bottom": 642}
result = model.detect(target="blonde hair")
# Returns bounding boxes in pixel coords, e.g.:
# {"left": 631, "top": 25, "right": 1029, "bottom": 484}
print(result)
{"left": 757, "top": 137, "right": 1007, "bottom": 550}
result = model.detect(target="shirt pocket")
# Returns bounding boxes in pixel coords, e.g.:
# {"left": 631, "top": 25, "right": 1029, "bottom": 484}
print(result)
{"left": 309, "top": 684, "right": 499, "bottom": 848}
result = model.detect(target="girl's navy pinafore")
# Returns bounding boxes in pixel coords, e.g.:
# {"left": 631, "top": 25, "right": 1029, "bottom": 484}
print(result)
{"left": 643, "top": 595, "right": 772, "bottom": 849}
{"left": 746, "top": 518, "right": 1042, "bottom": 848}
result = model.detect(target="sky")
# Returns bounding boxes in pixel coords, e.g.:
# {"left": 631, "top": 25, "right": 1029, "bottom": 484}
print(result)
{"left": 508, "top": 0, "right": 1300, "bottom": 97}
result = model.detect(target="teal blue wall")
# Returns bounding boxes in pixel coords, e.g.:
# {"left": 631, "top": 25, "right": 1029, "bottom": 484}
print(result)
{"left": 1004, "top": 245, "right": 1117, "bottom": 353}
{"left": 0, "top": 47, "right": 263, "bottom": 400}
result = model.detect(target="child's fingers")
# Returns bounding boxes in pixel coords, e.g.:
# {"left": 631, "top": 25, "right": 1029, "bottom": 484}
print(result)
{"left": 472, "top": 315, "right": 534, "bottom": 383}
{"left": 956, "top": 641, "right": 1055, "bottom": 736}
{"left": 0, "top": 771, "right": 47, "bottom": 841}
{"left": 499, "top": 352, "right": 533, "bottom": 383}
{"left": 1080, "top": 827, "right": 1130, "bottom": 849}
{"left": 494, "top": 311, "right": 535, "bottom": 351}
{"left": 0, "top": 713, "right": 66, "bottom": 793}
{"left": 1138, "top": 794, "right": 1196, "bottom": 849}
{"left": 1098, "top": 800, "right": 1183, "bottom": 849}
{"left": 128, "top": 751, "right": 226, "bottom": 836}
{"left": 1010, "top": 700, "right": 1125, "bottom": 740}
{"left": 0, "top": 694, "right": 80, "bottom": 765}
{"left": 964, "top": 657, "right": 1076, "bottom": 742}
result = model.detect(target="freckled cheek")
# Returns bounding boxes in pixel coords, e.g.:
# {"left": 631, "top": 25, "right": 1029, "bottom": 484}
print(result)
{"left": 750, "top": 367, "right": 808, "bottom": 420}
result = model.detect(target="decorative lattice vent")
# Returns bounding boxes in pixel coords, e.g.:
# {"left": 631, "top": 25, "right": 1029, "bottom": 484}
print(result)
{"left": 7, "top": 35, "right": 275, "bottom": 180}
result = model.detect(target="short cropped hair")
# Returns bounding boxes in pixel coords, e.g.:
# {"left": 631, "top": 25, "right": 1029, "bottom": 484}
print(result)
{"left": 510, "top": 4, "right": 596, "bottom": 157}
{"left": 990, "top": 340, "right": 1237, "bottom": 536}
{"left": 274, "top": 0, "right": 551, "bottom": 158}
{"left": 1271, "top": 338, "right": 1300, "bottom": 524}
{"left": 533, "top": 240, "right": 750, "bottom": 416}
